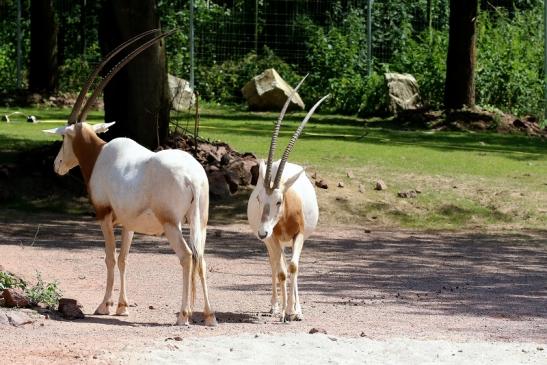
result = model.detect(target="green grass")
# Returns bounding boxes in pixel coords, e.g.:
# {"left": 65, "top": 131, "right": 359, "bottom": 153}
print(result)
{"left": 1, "top": 103, "right": 546, "bottom": 230}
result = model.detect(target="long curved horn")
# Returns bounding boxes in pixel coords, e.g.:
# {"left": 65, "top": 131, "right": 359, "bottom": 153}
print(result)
{"left": 264, "top": 74, "right": 308, "bottom": 189}
{"left": 78, "top": 29, "right": 176, "bottom": 123}
{"left": 68, "top": 28, "right": 160, "bottom": 125}
{"left": 272, "top": 94, "right": 330, "bottom": 189}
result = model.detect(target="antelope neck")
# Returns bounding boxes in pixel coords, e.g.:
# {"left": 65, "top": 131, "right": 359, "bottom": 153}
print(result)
{"left": 72, "top": 124, "right": 106, "bottom": 187}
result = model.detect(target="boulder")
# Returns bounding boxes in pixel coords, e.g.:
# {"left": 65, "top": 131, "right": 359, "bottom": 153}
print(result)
{"left": 2, "top": 288, "right": 30, "bottom": 308}
{"left": 241, "top": 68, "right": 305, "bottom": 111}
{"left": 384, "top": 72, "right": 423, "bottom": 114}
{"left": 58, "top": 298, "right": 85, "bottom": 320}
{"left": 168, "top": 74, "right": 195, "bottom": 111}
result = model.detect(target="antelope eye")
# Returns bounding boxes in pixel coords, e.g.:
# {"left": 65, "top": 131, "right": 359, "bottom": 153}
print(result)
{"left": 276, "top": 201, "right": 282, "bottom": 206}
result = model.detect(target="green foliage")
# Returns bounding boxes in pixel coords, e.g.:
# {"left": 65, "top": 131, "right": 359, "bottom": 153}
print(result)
{"left": 476, "top": 8, "right": 544, "bottom": 117}
{"left": 390, "top": 30, "right": 448, "bottom": 109}
{"left": 0, "top": 271, "right": 27, "bottom": 291}
{"left": 58, "top": 42, "right": 100, "bottom": 92}
{"left": 359, "top": 71, "right": 388, "bottom": 116}
{"left": 0, "top": 270, "right": 61, "bottom": 309}
{"left": 24, "top": 272, "right": 62, "bottom": 309}
{"left": 298, "top": 8, "right": 368, "bottom": 114}
{"left": 195, "top": 47, "right": 301, "bottom": 103}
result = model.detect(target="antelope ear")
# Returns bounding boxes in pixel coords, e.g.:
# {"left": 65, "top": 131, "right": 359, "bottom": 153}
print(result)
{"left": 93, "top": 121, "right": 116, "bottom": 134}
{"left": 258, "top": 159, "right": 267, "bottom": 181}
{"left": 283, "top": 168, "right": 304, "bottom": 192}
{"left": 42, "top": 126, "right": 68, "bottom": 135}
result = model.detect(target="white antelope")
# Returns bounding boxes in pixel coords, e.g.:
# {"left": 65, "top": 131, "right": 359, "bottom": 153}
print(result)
{"left": 247, "top": 77, "right": 329, "bottom": 322}
{"left": 43, "top": 29, "right": 217, "bottom": 326}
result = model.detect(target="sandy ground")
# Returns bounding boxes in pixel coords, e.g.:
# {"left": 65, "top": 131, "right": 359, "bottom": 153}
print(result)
{"left": 0, "top": 212, "right": 546, "bottom": 364}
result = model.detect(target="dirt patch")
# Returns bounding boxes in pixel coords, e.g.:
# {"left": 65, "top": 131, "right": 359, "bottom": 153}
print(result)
{"left": 392, "top": 108, "right": 547, "bottom": 137}
{"left": 0, "top": 211, "right": 546, "bottom": 363}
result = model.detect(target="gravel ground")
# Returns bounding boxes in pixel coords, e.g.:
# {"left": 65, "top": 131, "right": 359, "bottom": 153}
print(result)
{"left": 0, "top": 212, "right": 546, "bottom": 364}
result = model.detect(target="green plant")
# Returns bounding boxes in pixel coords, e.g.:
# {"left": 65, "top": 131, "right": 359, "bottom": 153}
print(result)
{"left": 298, "top": 8, "right": 368, "bottom": 114}
{"left": 24, "top": 272, "right": 62, "bottom": 309}
{"left": 476, "top": 8, "right": 544, "bottom": 118}
{"left": 195, "top": 46, "right": 301, "bottom": 104}
{"left": 0, "top": 271, "right": 27, "bottom": 291}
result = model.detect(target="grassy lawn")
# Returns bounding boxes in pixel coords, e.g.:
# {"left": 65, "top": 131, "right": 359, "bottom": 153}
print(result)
{"left": 1, "top": 104, "right": 546, "bottom": 230}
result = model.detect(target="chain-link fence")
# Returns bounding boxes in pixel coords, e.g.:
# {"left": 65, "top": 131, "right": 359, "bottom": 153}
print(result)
{"left": 0, "top": 0, "right": 544, "bottom": 117}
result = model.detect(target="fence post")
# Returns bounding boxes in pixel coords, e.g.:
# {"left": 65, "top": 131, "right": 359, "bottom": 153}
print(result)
{"left": 367, "top": 0, "right": 373, "bottom": 76}
{"left": 544, "top": 0, "right": 546, "bottom": 121}
{"left": 254, "top": 0, "right": 258, "bottom": 55}
{"left": 189, "top": 0, "right": 195, "bottom": 89}
{"left": 16, "top": 0, "right": 22, "bottom": 89}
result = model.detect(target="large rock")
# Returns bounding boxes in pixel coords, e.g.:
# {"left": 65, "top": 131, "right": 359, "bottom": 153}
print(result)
{"left": 241, "top": 68, "right": 305, "bottom": 111}
{"left": 385, "top": 72, "right": 422, "bottom": 114}
{"left": 58, "top": 298, "right": 85, "bottom": 320}
{"left": 168, "top": 74, "right": 195, "bottom": 111}
{"left": 2, "top": 288, "right": 30, "bottom": 308}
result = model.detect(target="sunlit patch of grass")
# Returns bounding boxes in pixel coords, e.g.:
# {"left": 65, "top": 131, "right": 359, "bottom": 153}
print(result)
{"left": 1, "top": 104, "right": 546, "bottom": 231}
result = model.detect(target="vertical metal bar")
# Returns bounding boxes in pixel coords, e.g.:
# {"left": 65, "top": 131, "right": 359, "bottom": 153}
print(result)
{"left": 254, "top": 0, "right": 258, "bottom": 55}
{"left": 16, "top": 0, "right": 22, "bottom": 89}
{"left": 544, "top": 0, "right": 547, "bottom": 120}
{"left": 427, "top": 0, "right": 433, "bottom": 44}
{"left": 189, "top": 0, "right": 195, "bottom": 89}
{"left": 367, "top": 0, "right": 373, "bottom": 76}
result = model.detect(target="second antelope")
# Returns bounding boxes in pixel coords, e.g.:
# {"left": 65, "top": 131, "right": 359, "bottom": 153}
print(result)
{"left": 247, "top": 77, "right": 329, "bottom": 322}
{"left": 43, "top": 30, "right": 216, "bottom": 326}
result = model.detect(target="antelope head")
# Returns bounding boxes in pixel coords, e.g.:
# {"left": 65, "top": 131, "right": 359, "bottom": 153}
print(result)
{"left": 254, "top": 75, "right": 329, "bottom": 240}
{"left": 43, "top": 29, "right": 174, "bottom": 175}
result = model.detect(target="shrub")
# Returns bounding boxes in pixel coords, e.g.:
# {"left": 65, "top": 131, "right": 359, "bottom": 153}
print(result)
{"left": 0, "top": 271, "right": 62, "bottom": 309}
{"left": 24, "top": 272, "right": 62, "bottom": 309}
{"left": 195, "top": 46, "right": 301, "bottom": 104}
{"left": 390, "top": 30, "right": 448, "bottom": 109}
{"left": 298, "top": 8, "right": 368, "bottom": 114}
{"left": 476, "top": 8, "right": 544, "bottom": 117}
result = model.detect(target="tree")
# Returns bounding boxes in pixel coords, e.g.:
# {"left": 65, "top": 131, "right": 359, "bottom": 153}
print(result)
{"left": 29, "top": 0, "right": 59, "bottom": 93}
{"left": 99, "top": 0, "right": 170, "bottom": 150}
{"left": 444, "top": 0, "right": 478, "bottom": 109}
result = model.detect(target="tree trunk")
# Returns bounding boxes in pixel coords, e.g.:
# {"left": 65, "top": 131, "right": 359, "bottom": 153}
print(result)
{"left": 444, "top": 0, "right": 478, "bottom": 110}
{"left": 99, "top": 0, "right": 170, "bottom": 150}
{"left": 29, "top": 0, "right": 59, "bottom": 94}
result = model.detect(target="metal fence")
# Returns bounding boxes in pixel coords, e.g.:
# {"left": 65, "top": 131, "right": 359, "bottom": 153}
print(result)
{"left": 0, "top": 0, "right": 544, "bottom": 117}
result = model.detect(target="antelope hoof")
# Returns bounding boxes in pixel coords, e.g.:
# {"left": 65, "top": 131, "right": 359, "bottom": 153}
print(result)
{"left": 269, "top": 303, "right": 280, "bottom": 316}
{"left": 204, "top": 313, "right": 218, "bottom": 327}
{"left": 176, "top": 311, "right": 191, "bottom": 326}
{"left": 94, "top": 301, "right": 113, "bottom": 315}
{"left": 290, "top": 312, "right": 304, "bottom": 321}
{"left": 115, "top": 304, "right": 129, "bottom": 316}
{"left": 175, "top": 317, "right": 190, "bottom": 326}
{"left": 280, "top": 312, "right": 288, "bottom": 323}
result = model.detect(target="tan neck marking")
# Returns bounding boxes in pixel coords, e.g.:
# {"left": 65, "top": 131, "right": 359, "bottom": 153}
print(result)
{"left": 71, "top": 123, "right": 106, "bottom": 186}
{"left": 273, "top": 189, "right": 304, "bottom": 242}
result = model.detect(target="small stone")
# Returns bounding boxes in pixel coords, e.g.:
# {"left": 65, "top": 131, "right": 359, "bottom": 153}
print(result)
{"left": 2, "top": 288, "right": 30, "bottom": 308}
{"left": 337, "top": 182, "right": 344, "bottom": 188}
{"left": 7, "top": 312, "right": 34, "bottom": 327}
{"left": 311, "top": 171, "right": 318, "bottom": 180}
{"left": 374, "top": 180, "right": 387, "bottom": 191}
{"left": 360, "top": 331, "right": 366, "bottom": 337}
{"left": 358, "top": 184, "right": 365, "bottom": 193}
{"left": 149, "top": 305, "right": 155, "bottom": 310}
{"left": 173, "top": 336, "right": 183, "bottom": 341}
{"left": 397, "top": 190, "right": 417, "bottom": 198}
{"left": 0, "top": 312, "right": 9, "bottom": 325}
{"left": 309, "top": 327, "right": 327, "bottom": 334}
{"left": 346, "top": 170, "right": 354, "bottom": 179}
{"left": 315, "top": 180, "right": 328, "bottom": 189}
